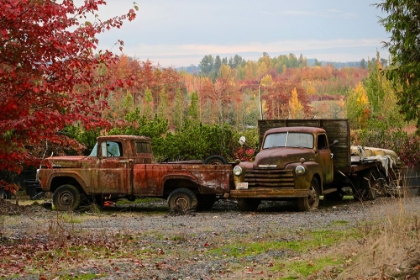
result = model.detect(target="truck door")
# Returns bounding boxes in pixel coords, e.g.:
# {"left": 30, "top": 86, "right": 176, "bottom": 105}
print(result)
{"left": 95, "top": 140, "right": 130, "bottom": 195}
{"left": 316, "top": 134, "right": 334, "bottom": 184}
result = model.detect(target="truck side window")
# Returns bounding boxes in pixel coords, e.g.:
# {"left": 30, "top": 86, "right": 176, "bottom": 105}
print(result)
{"left": 101, "top": 141, "right": 122, "bottom": 157}
{"left": 318, "top": 135, "right": 328, "bottom": 149}
{"left": 136, "top": 142, "right": 152, "bottom": 153}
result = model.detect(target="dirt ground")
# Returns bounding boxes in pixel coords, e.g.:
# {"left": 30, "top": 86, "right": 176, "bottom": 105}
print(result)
{"left": 1, "top": 194, "right": 420, "bottom": 279}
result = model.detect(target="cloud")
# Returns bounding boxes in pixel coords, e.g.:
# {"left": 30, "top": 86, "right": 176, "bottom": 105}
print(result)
{"left": 262, "top": 9, "right": 360, "bottom": 19}
{"left": 118, "top": 38, "right": 387, "bottom": 67}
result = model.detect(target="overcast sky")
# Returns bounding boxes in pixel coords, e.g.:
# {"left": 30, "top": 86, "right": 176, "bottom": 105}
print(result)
{"left": 91, "top": 0, "right": 390, "bottom": 68}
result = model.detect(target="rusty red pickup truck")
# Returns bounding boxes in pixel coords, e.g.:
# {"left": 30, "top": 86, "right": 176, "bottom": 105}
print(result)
{"left": 37, "top": 135, "right": 232, "bottom": 212}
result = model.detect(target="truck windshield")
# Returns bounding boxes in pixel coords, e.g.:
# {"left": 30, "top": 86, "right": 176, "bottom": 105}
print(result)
{"left": 263, "top": 132, "right": 314, "bottom": 149}
{"left": 90, "top": 143, "right": 98, "bottom": 157}
{"left": 89, "top": 141, "right": 122, "bottom": 157}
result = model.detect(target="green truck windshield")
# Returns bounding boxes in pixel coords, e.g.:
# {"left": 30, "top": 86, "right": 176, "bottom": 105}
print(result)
{"left": 263, "top": 132, "right": 314, "bottom": 149}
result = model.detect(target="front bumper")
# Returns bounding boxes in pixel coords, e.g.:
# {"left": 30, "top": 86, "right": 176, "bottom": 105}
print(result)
{"left": 229, "top": 188, "right": 310, "bottom": 199}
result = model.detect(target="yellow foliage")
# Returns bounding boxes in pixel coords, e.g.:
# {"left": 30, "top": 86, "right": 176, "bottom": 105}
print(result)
{"left": 260, "top": 74, "right": 273, "bottom": 87}
{"left": 354, "top": 82, "right": 369, "bottom": 106}
{"left": 346, "top": 82, "right": 370, "bottom": 129}
{"left": 289, "top": 87, "right": 303, "bottom": 118}
{"left": 258, "top": 62, "right": 268, "bottom": 77}
{"left": 220, "top": 64, "right": 231, "bottom": 78}
{"left": 306, "top": 85, "right": 316, "bottom": 95}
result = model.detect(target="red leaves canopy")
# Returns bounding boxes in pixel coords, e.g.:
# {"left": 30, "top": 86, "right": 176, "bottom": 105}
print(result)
{"left": 0, "top": 0, "right": 137, "bottom": 172}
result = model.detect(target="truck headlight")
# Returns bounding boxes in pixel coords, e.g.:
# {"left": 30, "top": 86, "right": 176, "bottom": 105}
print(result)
{"left": 233, "top": 166, "right": 243, "bottom": 176}
{"left": 295, "top": 165, "right": 305, "bottom": 175}
{"left": 36, "top": 169, "right": 40, "bottom": 181}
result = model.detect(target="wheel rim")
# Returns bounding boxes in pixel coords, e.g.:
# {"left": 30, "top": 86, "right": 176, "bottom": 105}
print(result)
{"left": 58, "top": 191, "right": 74, "bottom": 208}
{"left": 174, "top": 196, "right": 190, "bottom": 210}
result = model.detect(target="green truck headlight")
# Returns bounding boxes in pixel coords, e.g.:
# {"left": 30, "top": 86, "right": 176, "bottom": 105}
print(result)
{"left": 233, "top": 166, "right": 243, "bottom": 176}
{"left": 295, "top": 165, "right": 306, "bottom": 175}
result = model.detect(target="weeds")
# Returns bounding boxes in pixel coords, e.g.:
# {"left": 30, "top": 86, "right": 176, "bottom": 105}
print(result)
{"left": 324, "top": 196, "right": 420, "bottom": 279}
{"left": 1, "top": 196, "right": 420, "bottom": 279}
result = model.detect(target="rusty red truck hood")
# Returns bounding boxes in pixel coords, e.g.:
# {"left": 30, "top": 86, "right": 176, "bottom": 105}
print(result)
{"left": 251, "top": 148, "right": 314, "bottom": 169}
{"left": 41, "top": 156, "right": 87, "bottom": 168}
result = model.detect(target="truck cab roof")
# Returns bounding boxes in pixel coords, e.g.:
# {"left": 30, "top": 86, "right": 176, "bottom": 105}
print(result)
{"left": 265, "top": 126, "right": 327, "bottom": 135}
{"left": 97, "top": 135, "right": 151, "bottom": 142}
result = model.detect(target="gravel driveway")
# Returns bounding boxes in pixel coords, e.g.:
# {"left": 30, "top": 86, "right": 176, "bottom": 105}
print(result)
{"left": 1, "top": 195, "right": 420, "bottom": 279}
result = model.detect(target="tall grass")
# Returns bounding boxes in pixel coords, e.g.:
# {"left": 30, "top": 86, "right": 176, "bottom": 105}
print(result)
{"left": 335, "top": 195, "right": 420, "bottom": 279}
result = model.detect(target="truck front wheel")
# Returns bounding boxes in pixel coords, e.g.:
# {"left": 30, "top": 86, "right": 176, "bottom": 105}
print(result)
{"left": 53, "top": 184, "right": 81, "bottom": 211}
{"left": 297, "top": 177, "right": 320, "bottom": 211}
{"left": 168, "top": 188, "right": 198, "bottom": 213}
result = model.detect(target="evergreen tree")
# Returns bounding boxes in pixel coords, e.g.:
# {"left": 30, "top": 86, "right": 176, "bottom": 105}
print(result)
{"left": 199, "top": 55, "right": 214, "bottom": 75}
{"left": 173, "top": 88, "right": 184, "bottom": 128}
{"left": 188, "top": 91, "right": 200, "bottom": 122}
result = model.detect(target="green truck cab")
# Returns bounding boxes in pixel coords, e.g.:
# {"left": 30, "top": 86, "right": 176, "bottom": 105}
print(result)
{"left": 228, "top": 119, "right": 401, "bottom": 211}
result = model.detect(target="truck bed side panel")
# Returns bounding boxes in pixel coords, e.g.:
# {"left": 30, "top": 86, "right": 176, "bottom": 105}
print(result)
{"left": 132, "top": 164, "right": 232, "bottom": 196}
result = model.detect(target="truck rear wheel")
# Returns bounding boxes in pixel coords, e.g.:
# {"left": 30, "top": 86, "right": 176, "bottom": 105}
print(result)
{"left": 237, "top": 198, "right": 260, "bottom": 211}
{"left": 168, "top": 188, "right": 198, "bottom": 213}
{"left": 297, "top": 177, "right": 320, "bottom": 211}
{"left": 53, "top": 184, "right": 81, "bottom": 211}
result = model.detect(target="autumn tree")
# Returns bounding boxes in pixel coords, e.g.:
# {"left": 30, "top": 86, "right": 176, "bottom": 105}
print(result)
{"left": 0, "top": 0, "right": 137, "bottom": 172}
{"left": 375, "top": 0, "right": 420, "bottom": 132}
{"left": 346, "top": 82, "right": 371, "bottom": 129}
{"left": 289, "top": 88, "right": 304, "bottom": 118}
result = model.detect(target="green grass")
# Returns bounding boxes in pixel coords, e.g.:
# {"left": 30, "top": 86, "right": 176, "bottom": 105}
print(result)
{"left": 329, "top": 220, "right": 349, "bottom": 226}
{"left": 210, "top": 228, "right": 359, "bottom": 258}
{"left": 116, "top": 197, "right": 164, "bottom": 205}
{"left": 279, "top": 256, "right": 344, "bottom": 279}
{"left": 59, "top": 213, "right": 83, "bottom": 223}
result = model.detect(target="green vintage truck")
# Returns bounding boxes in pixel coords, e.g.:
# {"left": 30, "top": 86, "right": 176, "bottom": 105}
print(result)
{"left": 227, "top": 119, "right": 401, "bottom": 211}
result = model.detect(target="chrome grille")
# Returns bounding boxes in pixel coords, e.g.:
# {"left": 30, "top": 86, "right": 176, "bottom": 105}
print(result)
{"left": 244, "top": 169, "right": 294, "bottom": 188}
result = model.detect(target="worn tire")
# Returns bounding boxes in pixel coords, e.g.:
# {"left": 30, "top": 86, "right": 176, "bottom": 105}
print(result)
{"left": 237, "top": 198, "right": 260, "bottom": 211}
{"left": 203, "top": 155, "right": 227, "bottom": 165}
{"left": 53, "top": 184, "right": 81, "bottom": 211}
{"left": 168, "top": 188, "right": 198, "bottom": 213}
{"left": 197, "top": 194, "right": 216, "bottom": 211}
{"left": 297, "top": 177, "right": 320, "bottom": 211}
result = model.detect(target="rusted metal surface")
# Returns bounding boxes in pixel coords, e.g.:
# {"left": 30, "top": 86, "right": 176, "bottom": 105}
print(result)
{"left": 231, "top": 125, "right": 335, "bottom": 200}
{"left": 230, "top": 188, "right": 310, "bottom": 198}
{"left": 243, "top": 169, "right": 295, "bottom": 188}
{"left": 231, "top": 119, "right": 404, "bottom": 204}
{"left": 37, "top": 135, "right": 232, "bottom": 202}
{"left": 258, "top": 119, "right": 351, "bottom": 172}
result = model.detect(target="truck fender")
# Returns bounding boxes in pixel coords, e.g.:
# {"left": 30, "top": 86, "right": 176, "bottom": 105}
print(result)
{"left": 161, "top": 174, "right": 201, "bottom": 193}
{"left": 285, "top": 162, "right": 324, "bottom": 192}
{"left": 47, "top": 172, "right": 87, "bottom": 193}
